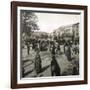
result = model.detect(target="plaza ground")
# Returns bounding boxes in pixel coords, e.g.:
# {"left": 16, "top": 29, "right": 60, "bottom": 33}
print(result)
{"left": 22, "top": 46, "right": 79, "bottom": 78}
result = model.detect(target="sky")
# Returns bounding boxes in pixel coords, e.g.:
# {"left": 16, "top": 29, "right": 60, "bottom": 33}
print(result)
{"left": 35, "top": 12, "right": 80, "bottom": 33}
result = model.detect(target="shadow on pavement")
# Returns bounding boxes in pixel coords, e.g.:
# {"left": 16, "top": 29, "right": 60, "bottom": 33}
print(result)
{"left": 41, "top": 65, "right": 50, "bottom": 73}
{"left": 23, "top": 69, "right": 34, "bottom": 77}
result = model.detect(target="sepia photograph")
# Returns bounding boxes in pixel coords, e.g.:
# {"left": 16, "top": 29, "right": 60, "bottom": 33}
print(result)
{"left": 20, "top": 10, "right": 80, "bottom": 78}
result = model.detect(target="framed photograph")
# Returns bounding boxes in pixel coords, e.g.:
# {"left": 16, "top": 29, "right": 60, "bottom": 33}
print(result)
{"left": 11, "top": 1, "right": 88, "bottom": 89}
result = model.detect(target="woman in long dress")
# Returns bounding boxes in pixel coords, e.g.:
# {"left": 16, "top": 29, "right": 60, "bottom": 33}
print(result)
{"left": 51, "top": 55, "right": 61, "bottom": 76}
{"left": 35, "top": 50, "right": 42, "bottom": 74}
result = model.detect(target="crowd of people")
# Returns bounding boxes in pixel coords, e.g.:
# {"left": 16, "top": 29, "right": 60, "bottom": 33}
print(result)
{"left": 22, "top": 37, "right": 79, "bottom": 77}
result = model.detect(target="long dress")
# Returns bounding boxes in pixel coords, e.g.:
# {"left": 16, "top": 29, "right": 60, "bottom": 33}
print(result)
{"left": 35, "top": 53, "right": 42, "bottom": 74}
{"left": 51, "top": 56, "right": 61, "bottom": 76}
{"left": 65, "top": 45, "right": 71, "bottom": 61}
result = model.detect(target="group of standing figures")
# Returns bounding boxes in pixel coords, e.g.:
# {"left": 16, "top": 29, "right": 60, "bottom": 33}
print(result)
{"left": 22, "top": 38, "right": 79, "bottom": 77}
{"left": 34, "top": 45, "right": 61, "bottom": 76}
{"left": 34, "top": 40, "right": 75, "bottom": 76}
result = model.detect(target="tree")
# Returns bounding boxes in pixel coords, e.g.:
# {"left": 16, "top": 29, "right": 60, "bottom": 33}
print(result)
{"left": 20, "top": 10, "right": 39, "bottom": 54}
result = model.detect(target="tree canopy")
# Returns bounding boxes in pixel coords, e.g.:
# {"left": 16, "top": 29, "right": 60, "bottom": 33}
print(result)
{"left": 20, "top": 10, "right": 39, "bottom": 48}
{"left": 20, "top": 10, "right": 39, "bottom": 36}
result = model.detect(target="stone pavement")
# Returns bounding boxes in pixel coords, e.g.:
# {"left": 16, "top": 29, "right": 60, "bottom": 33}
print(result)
{"left": 22, "top": 49, "right": 79, "bottom": 78}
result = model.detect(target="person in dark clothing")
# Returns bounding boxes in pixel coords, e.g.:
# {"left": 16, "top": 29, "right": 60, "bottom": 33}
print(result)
{"left": 51, "top": 44, "right": 56, "bottom": 55}
{"left": 64, "top": 42, "right": 71, "bottom": 61}
{"left": 72, "top": 66, "right": 79, "bottom": 75}
{"left": 35, "top": 50, "right": 42, "bottom": 74}
{"left": 51, "top": 55, "right": 61, "bottom": 76}
{"left": 64, "top": 42, "right": 68, "bottom": 54}
{"left": 27, "top": 45, "right": 30, "bottom": 55}
{"left": 67, "top": 45, "right": 71, "bottom": 61}
{"left": 22, "top": 66, "right": 25, "bottom": 77}
{"left": 57, "top": 43, "right": 61, "bottom": 54}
